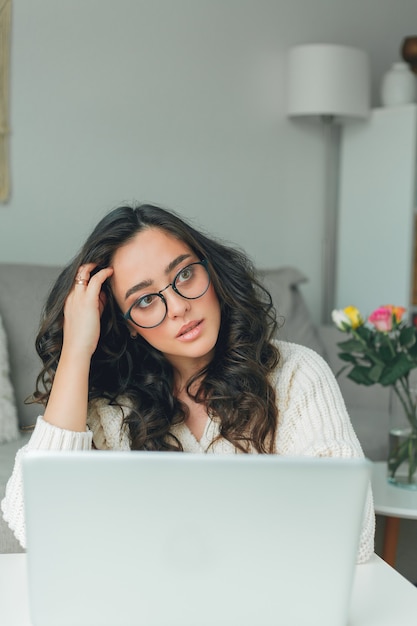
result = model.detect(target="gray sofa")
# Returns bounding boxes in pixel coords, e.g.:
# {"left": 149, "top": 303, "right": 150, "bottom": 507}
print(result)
{"left": 0, "top": 263, "right": 395, "bottom": 553}
{"left": 0, "top": 263, "right": 63, "bottom": 552}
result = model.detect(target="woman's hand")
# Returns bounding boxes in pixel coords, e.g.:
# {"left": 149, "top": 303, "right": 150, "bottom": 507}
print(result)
{"left": 43, "top": 263, "right": 114, "bottom": 432}
{"left": 63, "top": 263, "right": 114, "bottom": 359}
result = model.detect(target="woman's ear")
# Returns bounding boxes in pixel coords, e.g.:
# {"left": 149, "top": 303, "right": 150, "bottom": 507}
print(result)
{"left": 98, "top": 290, "right": 107, "bottom": 316}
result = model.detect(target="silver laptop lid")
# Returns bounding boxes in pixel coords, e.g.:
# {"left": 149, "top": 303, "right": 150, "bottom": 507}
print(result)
{"left": 23, "top": 452, "right": 370, "bottom": 626}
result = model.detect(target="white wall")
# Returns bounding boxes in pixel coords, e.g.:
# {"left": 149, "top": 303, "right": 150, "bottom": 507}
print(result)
{"left": 0, "top": 0, "right": 416, "bottom": 322}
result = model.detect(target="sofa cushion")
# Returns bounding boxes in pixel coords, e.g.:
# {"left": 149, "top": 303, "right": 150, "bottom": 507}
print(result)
{"left": 0, "top": 313, "right": 19, "bottom": 443}
{"left": 258, "top": 267, "right": 327, "bottom": 358}
{"left": 0, "top": 263, "right": 62, "bottom": 429}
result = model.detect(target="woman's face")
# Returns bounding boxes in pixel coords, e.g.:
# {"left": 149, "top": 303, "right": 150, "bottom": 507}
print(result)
{"left": 110, "top": 227, "right": 221, "bottom": 376}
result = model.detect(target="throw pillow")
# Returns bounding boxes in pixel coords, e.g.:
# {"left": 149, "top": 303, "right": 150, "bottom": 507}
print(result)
{"left": 258, "top": 266, "right": 328, "bottom": 359}
{"left": 0, "top": 312, "right": 19, "bottom": 443}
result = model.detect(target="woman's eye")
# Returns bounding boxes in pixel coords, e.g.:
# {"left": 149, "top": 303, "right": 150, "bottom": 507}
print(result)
{"left": 135, "top": 294, "right": 156, "bottom": 309}
{"left": 177, "top": 267, "right": 193, "bottom": 283}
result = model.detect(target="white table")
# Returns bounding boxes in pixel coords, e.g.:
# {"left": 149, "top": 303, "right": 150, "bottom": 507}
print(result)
{"left": 1, "top": 552, "right": 417, "bottom": 625}
{"left": 371, "top": 461, "right": 417, "bottom": 567}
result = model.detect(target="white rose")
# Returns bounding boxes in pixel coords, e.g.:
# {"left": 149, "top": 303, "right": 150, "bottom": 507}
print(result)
{"left": 331, "top": 309, "right": 351, "bottom": 331}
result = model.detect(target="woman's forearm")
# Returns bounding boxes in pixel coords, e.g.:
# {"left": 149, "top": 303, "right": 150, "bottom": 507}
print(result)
{"left": 43, "top": 345, "right": 91, "bottom": 432}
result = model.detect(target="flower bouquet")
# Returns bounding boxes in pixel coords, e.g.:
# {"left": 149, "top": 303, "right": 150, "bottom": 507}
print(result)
{"left": 332, "top": 305, "right": 417, "bottom": 488}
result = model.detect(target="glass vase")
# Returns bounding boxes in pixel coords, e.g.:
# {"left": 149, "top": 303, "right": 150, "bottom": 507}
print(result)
{"left": 388, "top": 380, "right": 417, "bottom": 490}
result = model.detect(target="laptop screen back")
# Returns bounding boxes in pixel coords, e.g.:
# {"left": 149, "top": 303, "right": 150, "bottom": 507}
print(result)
{"left": 23, "top": 451, "right": 370, "bottom": 626}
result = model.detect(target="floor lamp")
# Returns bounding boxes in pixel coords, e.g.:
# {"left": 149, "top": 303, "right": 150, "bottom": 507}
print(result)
{"left": 286, "top": 44, "right": 370, "bottom": 324}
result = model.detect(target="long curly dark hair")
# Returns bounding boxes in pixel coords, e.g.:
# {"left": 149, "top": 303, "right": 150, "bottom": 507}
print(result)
{"left": 33, "top": 204, "right": 279, "bottom": 453}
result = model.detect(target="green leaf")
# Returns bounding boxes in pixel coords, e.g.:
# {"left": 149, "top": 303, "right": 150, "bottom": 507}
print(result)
{"left": 408, "top": 342, "right": 417, "bottom": 360}
{"left": 337, "top": 339, "right": 366, "bottom": 353}
{"left": 400, "top": 326, "right": 417, "bottom": 348}
{"left": 355, "top": 326, "right": 372, "bottom": 342}
{"left": 368, "top": 364, "right": 384, "bottom": 383}
{"left": 338, "top": 352, "right": 358, "bottom": 363}
{"left": 378, "top": 345, "right": 395, "bottom": 363}
{"left": 379, "top": 353, "right": 414, "bottom": 386}
{"left": 347, "top": 366, "right": 374, "bottom": 386}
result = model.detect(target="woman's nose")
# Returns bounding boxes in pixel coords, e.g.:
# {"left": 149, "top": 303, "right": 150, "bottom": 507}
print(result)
{"left": 164, "top": 288, "right": 191, "bottom": 319}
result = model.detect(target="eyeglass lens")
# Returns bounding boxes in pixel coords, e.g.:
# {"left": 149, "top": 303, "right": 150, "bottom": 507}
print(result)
{"left": 128, "top": 261, "right": 210, "bottom": 328}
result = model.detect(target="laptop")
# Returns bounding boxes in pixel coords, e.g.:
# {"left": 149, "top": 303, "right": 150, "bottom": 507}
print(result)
{"left": 22, "top": 451, "right": 371, "bottom": 626}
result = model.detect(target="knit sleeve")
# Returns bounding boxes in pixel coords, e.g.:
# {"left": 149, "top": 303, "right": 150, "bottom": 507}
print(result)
{"left": 0, "top": 416, "right": 92, "bottom": 549}
{"left": 274, "top": 341, "right": 375, "bottom": 563}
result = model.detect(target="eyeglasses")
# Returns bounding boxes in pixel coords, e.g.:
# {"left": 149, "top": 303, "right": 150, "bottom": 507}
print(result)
{"left": 123, "top": 259, "right": 211, "bottom": 329}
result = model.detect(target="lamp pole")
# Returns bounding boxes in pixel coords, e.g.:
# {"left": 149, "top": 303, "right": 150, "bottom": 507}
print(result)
{"left": 321, "top": 115, "right": 341, "bottom": 324}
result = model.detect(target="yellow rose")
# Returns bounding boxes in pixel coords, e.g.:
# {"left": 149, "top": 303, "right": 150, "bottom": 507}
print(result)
{"left": 343, "top": 306, "right": 363, "bottom": 329}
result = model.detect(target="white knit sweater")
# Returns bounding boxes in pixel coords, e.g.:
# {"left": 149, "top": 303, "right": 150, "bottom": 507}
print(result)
{"left": 1, "top": 341, "right": 375, "bottom": 561}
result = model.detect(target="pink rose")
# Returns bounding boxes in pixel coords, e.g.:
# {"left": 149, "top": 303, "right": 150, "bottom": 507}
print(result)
{"left": 368, "top": 306, "right": 393, "bottom": 332}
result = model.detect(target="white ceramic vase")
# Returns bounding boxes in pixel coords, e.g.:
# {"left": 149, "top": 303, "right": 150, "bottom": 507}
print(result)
{"left": 380, "top": 62, "right": 416, "bottom": 107}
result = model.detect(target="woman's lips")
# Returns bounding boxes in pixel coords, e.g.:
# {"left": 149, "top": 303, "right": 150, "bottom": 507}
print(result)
{"left": 176, "top": 320, "right": 203, "bottom": 341}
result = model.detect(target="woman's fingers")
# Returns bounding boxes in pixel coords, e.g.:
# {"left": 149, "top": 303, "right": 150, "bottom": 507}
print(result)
{"left": 73, "top": 264, "right": 113, "bottom": 289}
{"left": 71, "top": 266, "right": 114, "bottom": 308}
{"left": 64, "top": 264, "right": 114, "bottom": 356}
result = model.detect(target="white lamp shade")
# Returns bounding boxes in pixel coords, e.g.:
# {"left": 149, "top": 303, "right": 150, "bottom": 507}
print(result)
{"left": 287, "top": 44, "right": 370, "bottom": 121}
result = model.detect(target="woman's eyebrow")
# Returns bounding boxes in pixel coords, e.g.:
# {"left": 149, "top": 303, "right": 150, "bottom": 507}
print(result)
{"left": 165, "top": 253, "right": 191, "bottom": 275}
{"left": 124, "top": 253, "right": 192, "bottom": 300}
{"left": 124, "top": 278, "right": 153, "bottom": 300}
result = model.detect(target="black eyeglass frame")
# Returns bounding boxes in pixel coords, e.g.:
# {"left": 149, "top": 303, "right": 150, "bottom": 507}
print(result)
{"left": 123, "top": 259, "right": 211, "bottom": 329}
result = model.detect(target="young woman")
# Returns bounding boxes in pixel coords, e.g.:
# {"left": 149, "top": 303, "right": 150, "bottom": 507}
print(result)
{"left": 1, "top": 204, "right": 374, "bottom": 559}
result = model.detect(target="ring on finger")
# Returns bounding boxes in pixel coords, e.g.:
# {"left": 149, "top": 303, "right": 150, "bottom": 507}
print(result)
{"left": 74, "top": 277, "right": 89, "bottom": 286}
